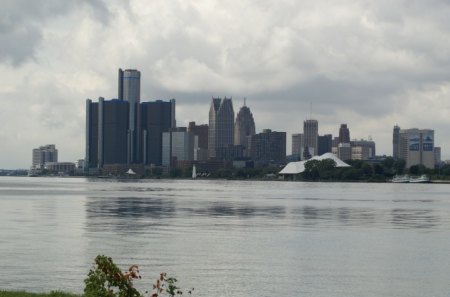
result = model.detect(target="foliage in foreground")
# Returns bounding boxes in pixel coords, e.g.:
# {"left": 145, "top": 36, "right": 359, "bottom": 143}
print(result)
{"left": 84, "top": 255, "right": 192, "bottom": 297}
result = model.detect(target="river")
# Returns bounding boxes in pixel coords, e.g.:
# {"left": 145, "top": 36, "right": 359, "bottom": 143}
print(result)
{"left": 0, "top": 177, "right": 449, "bottom": 297}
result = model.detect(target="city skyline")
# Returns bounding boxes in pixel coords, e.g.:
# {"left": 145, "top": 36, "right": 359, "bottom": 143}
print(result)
{"left": 2, "top": 1, "right": 450, "bottom": 168}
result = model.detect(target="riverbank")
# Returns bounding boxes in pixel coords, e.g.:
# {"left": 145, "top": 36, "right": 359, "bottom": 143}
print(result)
{"left": 0, "top": 292, "right": 80, "bottom": 297}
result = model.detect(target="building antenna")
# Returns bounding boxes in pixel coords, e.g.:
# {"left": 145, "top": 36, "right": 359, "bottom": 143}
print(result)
{"left": 244, "top": 97, "right": 246, "bottom": 106}
{"left": 310, "top": 102, "right": 313, "bottom": 119}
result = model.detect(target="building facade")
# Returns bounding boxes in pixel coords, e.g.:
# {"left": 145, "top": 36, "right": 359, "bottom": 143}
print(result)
{"left": 250, "top": 129, "right": 286, "bottom": 165}
{"left": 162, "top": 128, "right": 196, "bottom": 169}
{"left": 303, "top": 119, "right": 318, "bottom": 156}
{"left": 318, "top": 134, "right": 333, "bottom": 156}
{"left": 234, "top": 103, "right": 255, "bottom": 155}
{"left": 291, "top": 133, "right": 303, "bottom": 159}
{"left": 188, "top": 121, "right": 209, "bottom": 161}
{"left": 393, "top": 125, "right": 400, "bottom": 159}
{"left": 339, "top": 124, "right": 350, "bottom": 144}
{"left": 32, "top": 144, "right": 58, "bottom": 169}
{"left": 397, "top": 128, "right": 435, "bottom": 169}
{"left": 140, "top": 99, "right": 176, "bottom": 166}
{"left": 85, "top": 98, "right": 129, "bottom": 168}
{"left": 118, "top": 69, "right": 141, "bottom": 163}
{"left": 350, "top": 140, "right": 376, "bottom": 160}
{"left": 208, "top": 97, "right": 234, "bottom": 158}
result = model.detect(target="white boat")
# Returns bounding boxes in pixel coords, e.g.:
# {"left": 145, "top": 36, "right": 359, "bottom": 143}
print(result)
{"left": 391, "top": 175, "right": 410, "bottom": 183}
{"left": 192, "top": 165, "right": 197, "bottom": 179}
{"left": 410, "top": 174, "right": 430, "bottom": 183}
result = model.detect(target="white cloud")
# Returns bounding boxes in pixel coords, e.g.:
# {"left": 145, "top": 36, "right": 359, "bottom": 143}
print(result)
{"left": 1, "top": 0, "right": 450, "bottom": 168}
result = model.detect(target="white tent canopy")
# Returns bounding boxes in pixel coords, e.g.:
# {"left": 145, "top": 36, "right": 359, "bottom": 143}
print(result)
{"left": 279, "top": 153, "right": 351, "bottom": 175}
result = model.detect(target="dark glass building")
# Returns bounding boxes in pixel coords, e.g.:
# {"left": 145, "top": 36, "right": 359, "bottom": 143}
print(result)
{"left": 339, "top": 124, "right": 350, "bottom": 143}
{"left": 250, "top": 129, "right": 286, "bottom": 165}
{"left": 318, "top": 134, "right": 333, "bottom": 155}
{"left": 140, "top": 99, "right": 176, "bottom": 166}
{"left": 85, "top": 98, "right": 129, "bottom": 168}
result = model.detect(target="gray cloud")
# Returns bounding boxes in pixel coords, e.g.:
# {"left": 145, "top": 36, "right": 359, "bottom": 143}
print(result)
{"left": 1, "top": 0, "right": 450, "bottom": 168}
{"left": 0, "top": 0, "right": 109, "bottom": 65}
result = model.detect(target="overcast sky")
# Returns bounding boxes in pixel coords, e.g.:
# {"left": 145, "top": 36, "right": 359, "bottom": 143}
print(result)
{"left": 1, "top": 0, "right": 450, "bottom": 168}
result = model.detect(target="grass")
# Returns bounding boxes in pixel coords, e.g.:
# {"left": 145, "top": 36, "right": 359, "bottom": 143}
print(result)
{"left": 0, "top": 292, "right": 81, "bottom": 297}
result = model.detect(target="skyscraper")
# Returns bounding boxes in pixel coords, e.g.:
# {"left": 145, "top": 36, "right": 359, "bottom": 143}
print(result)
{"left": 32, "top": 144, "right": 58, "bottom": 169}
{"left": 339, "top": 124, "right": 350, "bottom": 143}
{"left": 208, "top": 97, "right": 234, "bottom": 158}
{"left": 234, "top": 101, "right": 255, "bottom": 154}
{"left": 303, "top": 119, "right": 318, "bottom": 156}
{"left": 140, "top": 99, "right": 176, "bottom": 166}
{"left": 85, "top": 98, "right": 129, "bottom": 168}
{"left": 393, "top": 125, "right": 400, "bottom": 158}
{"left": 188, "top": 121, "right": 209, "bottom": 161}
{"left": 291, "top": 133, "right": 303, "bottom": 158}
{"left": 398, "top": 127, "right": 435, "bottom": 169}
{"left": 318, "top": 134, "right": 333, "bottom": 155}
{"left": 118, "top": 68, "right": 141, "bottom": 163}
{"left": 250, "top": 129, "right": 286, "bottom": 165}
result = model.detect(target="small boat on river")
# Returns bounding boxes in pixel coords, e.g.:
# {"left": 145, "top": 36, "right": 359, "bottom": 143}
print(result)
{"left": 409, "top": 174, "right": 431, "bottom": 183}
{"left": 391, "top": 175, "right": 410, "bottom": 183}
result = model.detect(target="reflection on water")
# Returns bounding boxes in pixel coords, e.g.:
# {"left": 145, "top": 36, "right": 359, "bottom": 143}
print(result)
{"left": 1, "top": 177, "right": 450, "bottom": 297}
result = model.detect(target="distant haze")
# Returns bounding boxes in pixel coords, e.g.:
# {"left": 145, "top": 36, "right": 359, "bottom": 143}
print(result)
{"left": 1, "top": 0, "right": 450, "bottom": 168}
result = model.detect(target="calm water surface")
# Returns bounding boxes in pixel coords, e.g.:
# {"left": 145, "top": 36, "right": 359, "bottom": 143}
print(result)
{"left": 1, "top": 177, "right": 450, "bottom": 297}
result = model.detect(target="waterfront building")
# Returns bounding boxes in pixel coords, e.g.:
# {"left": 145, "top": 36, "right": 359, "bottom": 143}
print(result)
{"left": 234, "top": 101, "right": 255, "bottom": 156}
{"left": 118, "top": 69, "right": 141, "bottom": 163}
{"left": 397, "top": 127, "right": 435, "bottom": 169}
{"left": 162, "top": 128, "right": 196, "bottom": 169}
{"left": 303, "top": 119, "right": 318, "bottom": 156}
{"left": 208, "top": 97, "right": 234, "bottom": 158}
{"left": 140, "top": 99, "right": 176, "bottom": 166}
{"left": 318, "top": 134, "right": 333, "bottom": 156}
{"left": 250, "top": 129, "right": 286, "bottom": 165}
{"left": 44, "top": 162, "right": 75, "bottom": 174}
{"left": 85, "top": 98, "right": 129, "bottom": 168}
{"left": 32, "top": 144, "right": 58, "bottom": 169}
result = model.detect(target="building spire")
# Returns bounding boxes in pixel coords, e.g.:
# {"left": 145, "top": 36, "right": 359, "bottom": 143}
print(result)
{"left": 244, "top": 97, "right": 247, "bottom": 106}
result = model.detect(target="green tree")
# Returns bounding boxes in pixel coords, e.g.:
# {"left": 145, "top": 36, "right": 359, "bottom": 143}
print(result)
{"left": 393, "top": 159, "right": 406, "bottom": 175}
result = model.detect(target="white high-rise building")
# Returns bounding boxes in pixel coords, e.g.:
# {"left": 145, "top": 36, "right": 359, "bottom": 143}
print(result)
{"left": 32, "top": 144, "right": 58, "bottom": 169}
{"left": 397, "top": 128, "right": 435, "bottom": 169}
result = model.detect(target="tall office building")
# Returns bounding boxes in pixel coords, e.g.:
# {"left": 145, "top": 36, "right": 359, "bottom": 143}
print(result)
{"left": 118, "top": 69, "right": 141, "bottom": 163}
{"left": 303, "top": 119, "right": 319, "bottom": 156}
{"left": 397, "top": 127, "right": 435, "bottom": 169}
{"left": 339, "top": 124, "right": 350, "bottom": 143}
{"left": 292, "top": 133, "right": 303, "bottom": 157}
{"left": 318, "top": 134, "right": 333, "bottom": 155}
{"left": 32, "top": 144, "right": 58, "bottom": 169}
{"left": 162, "top": 128, "right": 196, "bottom": 169}
{"left": 393, "top": 125, "right": 400, "bottom": 158}
{"left": 234, "top": 102, "right": 255, "bottom": 154}
{"left": 140, "top": 99, "right": 176, "bottom": 166}
{"left": 208, "top": 97, "right": 234, "bottom": 158}
{"left": 188, "top": 121, "right": 209, "bottom": 161}
{"left": 85, "top": 98, "right": 129, "bottom": 168}
{"left": 250, "top": 129, "right": 286, "bottom": 165}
